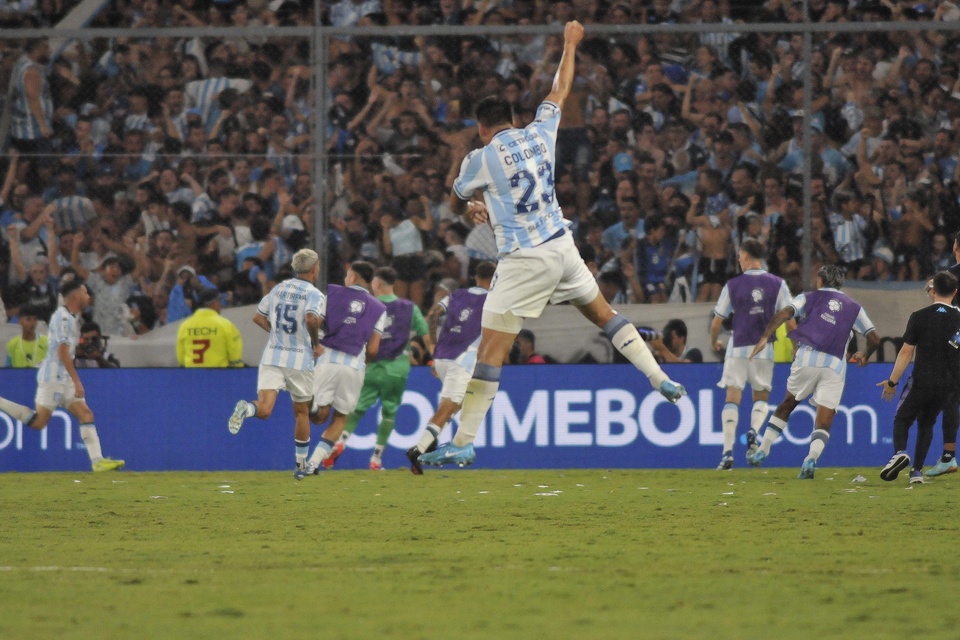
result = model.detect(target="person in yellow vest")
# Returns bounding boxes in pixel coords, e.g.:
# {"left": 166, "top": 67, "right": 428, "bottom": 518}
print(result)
{"left": 773, "top": 323, "right": 795, "bottom": 363}
{"left": 176, "top": 288, "right": 244, "bottom": 368}
{"left": 5, "top": 304, "right": 48, "bottom": 368}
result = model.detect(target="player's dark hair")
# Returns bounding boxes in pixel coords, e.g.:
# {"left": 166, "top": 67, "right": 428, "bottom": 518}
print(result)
{"left": 644, "top": 214, "right": 665, "bottom": 233}
{"left": 59, "top": 278, "right": 85, "bottom": 299}
{"left": 350, "top": 260, "right": 375, "bottom": 284}
{"left": 374, "top": 266, "right": 398, "bottom": 286}
{"left": 517, "top": 328, "right": 536, "bottom": 346}
{"left": 932, "top": 270, "right": 958, "bottom": 296}
{"left": 818, "top": 264, "right": 845, "bottom": 290}
{"left": 80, "top": 321, "right": 101, "bottom": 335}
{"left": 474, "top": 95, "right": 514, "bottom": 129}
{"left": 18, "top": 304, "right": 40, "bottom": 318}
{"left": 475, "top": 261, "right": 496, "bottom": 282}
{"left": 740, "top": 238, "right": 765, "bottom": 260}
{"left": 664, "top": 319, "right": 688, "bottom": 340}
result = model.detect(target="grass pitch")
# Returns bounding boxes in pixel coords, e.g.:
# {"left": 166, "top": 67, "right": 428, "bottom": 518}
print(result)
{"left": 1, "top": 467, "right": 957, "bottom": 640}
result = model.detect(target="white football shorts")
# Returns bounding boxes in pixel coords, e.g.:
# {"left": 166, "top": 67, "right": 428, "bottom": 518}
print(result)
{"left": 312, "top": 361, "right": 365, "bottom": 414}
{"left": 257, "top": 364, "right": 314, "bottom": 404}
{"left": 434, "top": 358, "right": 474, "bottom": 404}
{"left": 718, "top": 356, "right": 775, "bottom": 392}
{"left": 483, "top": 232, "right": 598, "bottom": 329}
{"left": 35, "top": 380, "right": 82, "bottom": 410}
{"left": 785, "top": 361, "right": 845, "bottom": 410}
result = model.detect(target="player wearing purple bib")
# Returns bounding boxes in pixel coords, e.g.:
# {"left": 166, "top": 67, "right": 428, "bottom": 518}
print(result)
{"left": 406, "top": 261, "right": 495, "bottom": 474}
{"left": 418, "top": 21, "right": 684, "bottom": 469}
{"left": 709, "top": 238, "right": 792, "bottom": 470}
{"left": 304, "top": 262, "right": 387, "bottom": 474}
{"left": 747, "top": 265, "right": 880, "bottom": 479}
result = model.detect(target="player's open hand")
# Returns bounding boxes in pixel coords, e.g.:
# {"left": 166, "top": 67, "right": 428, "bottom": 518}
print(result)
{"left": 466, "top": 200, "right": 488, "bottom": 225}
{"left": 564, "top": 21, "right": 584, "bottom": 47}
{"left": 73, "top": 380, "right": 85, "bottom": 400}
{"left": 876, "top": 380, "right": 896, "bottom": 401}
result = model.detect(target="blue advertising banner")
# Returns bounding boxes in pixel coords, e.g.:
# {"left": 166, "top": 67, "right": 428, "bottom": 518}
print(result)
{"left": 0, "top": 364, "right": 926, "bottom": 472}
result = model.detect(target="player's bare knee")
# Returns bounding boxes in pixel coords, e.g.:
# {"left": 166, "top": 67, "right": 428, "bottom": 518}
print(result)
{"left": 68, "top": 403, "right": 94, "bottom": 423}
{"left": 30, "top": 409, "right": 53, "bottom": 429}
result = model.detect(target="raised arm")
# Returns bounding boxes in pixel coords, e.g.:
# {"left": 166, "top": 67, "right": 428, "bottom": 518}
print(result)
{"left": 70, "top": 231, "right": 91, "bottom": 280}
{"left": 543, "top": 21, "right": 585, "bottom": 110}
{"left": 0, "top": 149, "right": 18, "bottom": 205}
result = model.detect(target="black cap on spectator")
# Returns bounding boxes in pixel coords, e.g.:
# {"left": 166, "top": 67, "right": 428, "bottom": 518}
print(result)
{"left": 198, "top": 288, "right": 221, "bottom": 308}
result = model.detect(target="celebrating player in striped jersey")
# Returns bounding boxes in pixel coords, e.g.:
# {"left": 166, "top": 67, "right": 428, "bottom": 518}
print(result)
{"left": 419, "top": 21, "right": 685, "bottom": 469}
{"left": 747, "top": 264, "right": 880, "bottom": 479}
{"left": 229, "top": 249, "right": 324, "bottom": 479}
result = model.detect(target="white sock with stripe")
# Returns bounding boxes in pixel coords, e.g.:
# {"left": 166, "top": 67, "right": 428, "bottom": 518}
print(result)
{"left": 807, "top": 429, "right": 830, "bottom": 462}
{"left": 759, "top": 416, "right": 786, "bottom": 456}
{"left": 721, "top": 402, "right": 738, "bottom": 454}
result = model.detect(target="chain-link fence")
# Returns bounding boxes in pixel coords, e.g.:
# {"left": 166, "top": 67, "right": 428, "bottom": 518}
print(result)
{"left": 2, "top": 12, "right": 960, "bottom": 338}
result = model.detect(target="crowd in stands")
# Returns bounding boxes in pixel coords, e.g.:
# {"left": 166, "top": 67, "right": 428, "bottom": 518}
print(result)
{"left": 3, "top": 0, "right": 960, "bottom": 346}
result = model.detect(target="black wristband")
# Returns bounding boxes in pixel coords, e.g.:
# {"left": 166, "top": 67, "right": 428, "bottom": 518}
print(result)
{"left": 886, "top": 379, "right": 897, "bottom": 388}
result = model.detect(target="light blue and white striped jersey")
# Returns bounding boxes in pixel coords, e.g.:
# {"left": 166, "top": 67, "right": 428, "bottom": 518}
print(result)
{"left": 184, "top": 77, "right": 251, "bottom": 129}
{"left": 315, "top": 287, "right": 387, "bottom": 372}
{"left": 453, "top": 101, "right": 567, "bottom": 256}
{"left": 256, "top": 277, "right": 325, "bottom": 372}
{"left": 714, "top": 270, "right": 792, "bottom": 360}
{"left": 124, "top": 113, "right": 155, "bottom": 134}
{"left": 329, "top": 0, "right": 382, "bottom": 27}
{"left": 37, "top": 306, "right": 79, "bottom": 384}
{"left": 9, "top": 55, "right": 53, "bottom": 141}
{"left": 51, "top": 196, "right": 97, "bottom": 232}
{"left": 191, "top": 192, "right": 217, "bottom": 223}
{"left": 827, "top": 213, "right": 869, "bottom": 264}
{"left": 790, "top": 290, "right": 875, "bottom": 375}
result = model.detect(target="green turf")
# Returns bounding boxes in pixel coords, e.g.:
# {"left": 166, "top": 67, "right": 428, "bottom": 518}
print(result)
{"left": 0, "top": 467, "right": 957, "bottom": 640}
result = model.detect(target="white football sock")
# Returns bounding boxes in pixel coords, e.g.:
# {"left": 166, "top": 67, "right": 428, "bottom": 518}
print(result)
{"left": 751, "top": 401, "right": 769, "bottom": 434}
{"left": 0, "top": 397, "right": 34, "bottom": 423}
{"left": 307, "top": 438, "right": 333, "bottom": 467}
{"left": 807, "top": 429, "right": 830, "bottom": 462}
{"left": 243, "top": 401, "right": 256, "bottom": 418}
{"left": 452, "top": 379, "right": 499, "bottom": 447}
{"left": 758, "top": 416, "right": 786, "bottom": 455}
{"left": 721, "top": 402, "right": 738, "bottom": 453}
{"left": 417, "top": 424, "right": 441, "bottom": 453}
{"left": 606, "top": 320, "right": 668, "bottom": 388}
{"left": 295, "top": 440, "right": 309, "bottom": 466}
{"left": 79, "top": 424, "right": 103, "bottom": 463}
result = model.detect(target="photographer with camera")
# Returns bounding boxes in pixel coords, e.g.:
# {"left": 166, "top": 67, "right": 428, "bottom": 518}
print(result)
{"left": 641, "top": 320, "right": 703, "bottom": 365}
{"left": 74, "top": 321, "right": 120, "bottom": 369}
{"left": 511, "top": 329, "right": 546, "bottom": 365}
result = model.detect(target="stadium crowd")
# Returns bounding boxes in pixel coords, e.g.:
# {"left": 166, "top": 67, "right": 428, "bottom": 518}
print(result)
{"left": 2, "top": 0, "right": 960, "bottom": 346}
